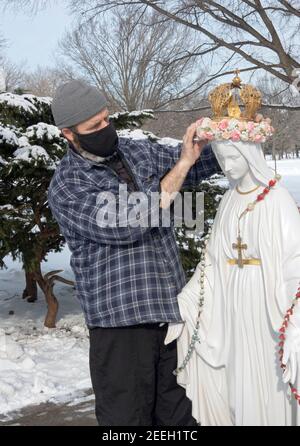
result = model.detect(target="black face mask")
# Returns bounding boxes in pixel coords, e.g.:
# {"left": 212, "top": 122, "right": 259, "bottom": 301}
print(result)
{"left": 74, "top": 121, "right": 118, "bottom": 158}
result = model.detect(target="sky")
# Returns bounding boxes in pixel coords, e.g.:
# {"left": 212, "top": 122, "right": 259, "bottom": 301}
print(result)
{"left": 0, "top": 2, "right": 73, "bottom": 70}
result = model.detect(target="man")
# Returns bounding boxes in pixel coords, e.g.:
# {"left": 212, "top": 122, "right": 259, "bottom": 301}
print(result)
{"left": 48, "top": 79, "right": 221, "bottom": 426}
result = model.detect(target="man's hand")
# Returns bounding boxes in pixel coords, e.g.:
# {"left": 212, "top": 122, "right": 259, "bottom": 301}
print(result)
{"left": 181, "top": 122, "right": 208, "bottom": 168}
{"left": 254, "top": 113, "right": 272, "bottom": 125}
{"left": 159, "top": 122, "right": 208, "bottom": 209}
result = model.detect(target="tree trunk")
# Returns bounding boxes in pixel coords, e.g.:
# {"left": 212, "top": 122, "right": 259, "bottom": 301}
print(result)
{"left": 33, "top": 264, "right": 59, "bottom": 328}
{"left": 22, "top": 270, "right": 38, "bottom": 302}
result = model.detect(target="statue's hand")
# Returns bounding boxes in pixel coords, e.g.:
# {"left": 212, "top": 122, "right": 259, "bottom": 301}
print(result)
{"left": 282, "top": 301, "right": 300, "bottom": 385}
{"left": 164, "top": 322, "right": 184, "bottom": 345}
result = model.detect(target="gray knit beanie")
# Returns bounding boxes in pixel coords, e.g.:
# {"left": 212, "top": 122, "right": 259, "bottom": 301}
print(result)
{"left": 51, "top": 80, "right": 108, "bottom": 129}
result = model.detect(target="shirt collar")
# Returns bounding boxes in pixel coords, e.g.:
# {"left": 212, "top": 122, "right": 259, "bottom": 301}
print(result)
{"left": 68, "top": 139, "right": 126, "bottom": 169}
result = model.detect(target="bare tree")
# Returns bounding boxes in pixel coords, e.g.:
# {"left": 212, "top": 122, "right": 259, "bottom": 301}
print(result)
{"left": 0, "top": 33, "right": 7, "bottom": 90}
{"left": 57, "top": 5, "right": 208, "bottom": 111}
{"left": 3, "top": 0, "right": 300, "bottom": 111}
{"left": 258, "top": 75, "right": 300, "bottom": 158}
{"left": 23, "top": 65, "right": 77, "bottom": 97}
{"left": 0, "top": 33, "right": 6, "bottom": 55}
{"left": 66, "top": 0, "right": 300, "bottom": 110}
{"left": 1, "top": 0, "right": 58, "bottom": 14}
{"left": 0, "top": 57, "right": 25, "bottom": 92}
{"left": 4, "top": 0, "right": 300, "bottom": 86}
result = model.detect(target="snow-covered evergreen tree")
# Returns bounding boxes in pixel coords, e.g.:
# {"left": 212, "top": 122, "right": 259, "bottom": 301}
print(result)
{"left": 0, "top": 93, "right": 69, "bottom": 327}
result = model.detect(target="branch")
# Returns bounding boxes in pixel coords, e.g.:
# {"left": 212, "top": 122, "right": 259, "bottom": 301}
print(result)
{"left": 153, "top": 65, "right": 280, "bottom": 110}
{"left": 154, "top": 102, "right": 300, "bottom": 114}
{"left": 261, "top": 103, "right": 300, "bottom": 111}
{"left": 137, "top": 0, "right": 293, "bottom": 84}
{"left": 278, "top": 0, "right": 300, "bottom": 18}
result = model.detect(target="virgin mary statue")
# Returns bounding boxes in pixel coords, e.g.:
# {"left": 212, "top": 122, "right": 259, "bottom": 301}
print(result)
{"left": 164, "top": 75, "right": 300, "bottom": 426}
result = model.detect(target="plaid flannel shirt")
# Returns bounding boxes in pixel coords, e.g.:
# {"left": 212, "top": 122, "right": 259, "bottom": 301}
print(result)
{"left": 47, "top": 136, "right": 220, "bottom": 328}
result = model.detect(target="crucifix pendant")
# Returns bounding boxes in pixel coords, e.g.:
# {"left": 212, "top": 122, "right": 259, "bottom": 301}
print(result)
{"left": 232, "top": 235, "right": 248, "bottom": 268}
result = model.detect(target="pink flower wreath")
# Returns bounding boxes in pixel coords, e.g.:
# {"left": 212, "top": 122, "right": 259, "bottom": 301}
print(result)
{"left": 195, "top": 115, "right": 275, "bottom": 143}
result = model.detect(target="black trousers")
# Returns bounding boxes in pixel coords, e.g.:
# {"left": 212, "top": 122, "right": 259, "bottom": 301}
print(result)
{"left": 89, "top": 322, "right": 198, "bottom": 426}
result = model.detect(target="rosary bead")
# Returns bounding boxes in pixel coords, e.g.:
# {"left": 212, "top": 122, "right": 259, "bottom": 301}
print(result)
{"left": 257, "top": 193, "right": 265, "bottom": 201}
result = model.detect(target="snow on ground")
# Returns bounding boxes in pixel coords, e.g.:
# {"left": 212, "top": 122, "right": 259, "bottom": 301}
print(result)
{"left": 267, "top": 158, "right": 300, "bottom": 205}
{"left": 0, "top": 157, "right": 299, "bottom": 418}
{"left": 0, "top": 248, "right": 92, "bottom": 418}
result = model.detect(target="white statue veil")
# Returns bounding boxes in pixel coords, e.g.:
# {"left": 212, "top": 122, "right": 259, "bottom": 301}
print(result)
{"left": 211, "top": 140, "right": 275, "bottom": 188}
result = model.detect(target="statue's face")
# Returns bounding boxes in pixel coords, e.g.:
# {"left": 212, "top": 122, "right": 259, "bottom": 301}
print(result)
{"left": 213, "top": 144, "right": 249, "bottom": 181}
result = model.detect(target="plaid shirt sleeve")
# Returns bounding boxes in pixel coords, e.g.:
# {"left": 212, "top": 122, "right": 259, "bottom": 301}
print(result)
{"left": 48, "top": 175, "right": 161, "bottom": 246}
{"left": 149, "top": 141, "right": 221, "bottom": 188}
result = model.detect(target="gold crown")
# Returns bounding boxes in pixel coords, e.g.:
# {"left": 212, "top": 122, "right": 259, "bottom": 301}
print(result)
{"left": 208, "top": 69, "right": 262, "bottom": 121}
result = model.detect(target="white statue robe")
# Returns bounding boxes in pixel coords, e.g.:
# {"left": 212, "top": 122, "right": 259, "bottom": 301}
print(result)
{"left": 165, "top": 181, "right": 300, "bottom": 426}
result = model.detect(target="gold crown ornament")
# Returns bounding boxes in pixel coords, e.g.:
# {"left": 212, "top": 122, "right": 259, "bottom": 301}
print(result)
{"left": 195, "top": 70, "right": 274, "bottom": 143}
{"left": 208, "top": 69, "right": 262, "bottom": 121}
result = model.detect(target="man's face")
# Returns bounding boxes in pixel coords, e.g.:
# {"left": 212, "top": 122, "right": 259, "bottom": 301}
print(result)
{"left": 61, "top": 107, "right": 110, "bottom": 147}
